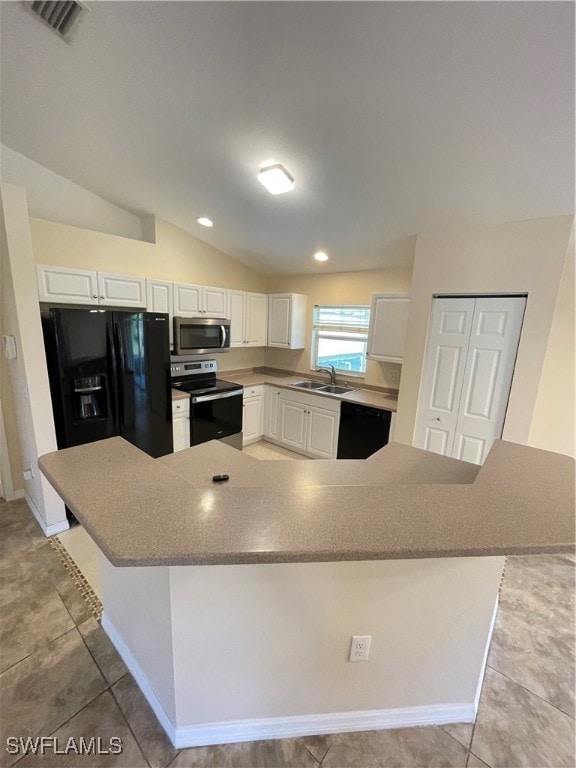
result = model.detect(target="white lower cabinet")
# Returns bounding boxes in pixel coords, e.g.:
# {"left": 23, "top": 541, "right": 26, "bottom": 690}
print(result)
{"left": 306, "top": 406, "right": 340, "bottom": 459}
{"left": 279, "top": 399, "right": 308, "bottom": 451}
{"left": 275, "top": 390, "right": 340, "bottom": 459}
{"left": 172, "top": 398, "right": 190, "bottom": 452}
{"left": 264, "top": 387, "right": 282, "bottom": 440}
{"left": 242, "top": 386, "right": 264, "bottom": 445}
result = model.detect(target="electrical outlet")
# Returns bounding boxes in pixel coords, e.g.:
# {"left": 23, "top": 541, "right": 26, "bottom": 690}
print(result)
{"left": 349, "top": 635, "right": 371, "bottom": 662}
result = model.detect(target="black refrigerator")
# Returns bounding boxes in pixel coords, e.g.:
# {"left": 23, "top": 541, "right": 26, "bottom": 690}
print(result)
{"left": 41, "top": 307, "right": 173, "bottom": 458}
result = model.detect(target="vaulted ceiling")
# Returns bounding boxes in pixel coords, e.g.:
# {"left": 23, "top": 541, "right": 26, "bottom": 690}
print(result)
{"left": 1, "top": 2, "right": 573, "bottom": 274}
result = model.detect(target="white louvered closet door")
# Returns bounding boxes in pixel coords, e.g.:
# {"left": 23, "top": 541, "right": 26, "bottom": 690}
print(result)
{"left": 415, "top": 296, "right": 525, "bottom": 464}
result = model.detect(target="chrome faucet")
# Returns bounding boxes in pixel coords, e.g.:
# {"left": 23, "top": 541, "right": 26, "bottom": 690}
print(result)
{"left": 316, "top": 364, "right": 337, "bottom": 385}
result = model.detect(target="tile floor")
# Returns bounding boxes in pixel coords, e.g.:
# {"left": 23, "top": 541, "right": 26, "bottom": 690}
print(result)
{"left": 0, "top": 443, "right": 574, "bottom": 767}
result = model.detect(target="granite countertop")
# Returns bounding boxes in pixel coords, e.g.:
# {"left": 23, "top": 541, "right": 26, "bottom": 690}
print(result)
{"left": 39, "top": 437, "right": 575, "bottom": 568}
{"left": 217, "top": 371, "right": 399, "bottom": 411}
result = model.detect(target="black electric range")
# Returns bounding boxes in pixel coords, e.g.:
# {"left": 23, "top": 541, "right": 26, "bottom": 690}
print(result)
{"left": 170, "top": 359, "right": 243, "bottom": 448}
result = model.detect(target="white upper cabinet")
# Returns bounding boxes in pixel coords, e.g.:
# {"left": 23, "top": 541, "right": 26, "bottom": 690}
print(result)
{"left": 229, "top": 290, "right": 246, "bottom": 346}
{"left": 37, "top": 265, "right": 146, "bottom": 308}
{"left": 203, "top": 286, "right": 228, "bottom": 316}
{"left": 367, "top": 294, "right": 410, "bottom": 362}
{"left": 146, "top": 279, "right": 174, "bottom": 346}
{"left": 97, "top": 272, "right": 146, "bottom": 308}
{"left": 267, "top": 293, "right": 307, "bottom": 348}
{"left": 173, "top": 283, "right": 228, "bottom": 318}
{"left": 173, "top": 283, "right": 202, "bottom": 316}
{"left": 246, "top": 293, "right": 267, "bottom": 346}
{"left": 229, "top": 290, "right": 267, "bottom": 347}
{"left": 37, "top": 265, "right": 99, "bottom": 305}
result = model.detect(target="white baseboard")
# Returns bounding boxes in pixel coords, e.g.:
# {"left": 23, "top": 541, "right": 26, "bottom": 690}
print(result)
{"left": 102, "top": 612, "right": 476, "bottom": 750}
{"left": 101, "top": 613, "right": 178, "bottom": 745}
{"left": 474, "top": 594, "right": 499, "bottom": 713}
{"left": 1, "top": 488, "right": 24, "bottom": 502}
{"left": 25, "top": 491, "right": 69, "bottom": 537}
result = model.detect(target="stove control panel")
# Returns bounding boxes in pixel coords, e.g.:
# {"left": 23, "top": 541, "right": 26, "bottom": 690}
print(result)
{"left": 170, "top": 359, "right": 217, "bottom": 378}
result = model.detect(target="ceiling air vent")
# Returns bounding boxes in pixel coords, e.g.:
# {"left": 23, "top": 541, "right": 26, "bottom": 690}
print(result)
{"left": 29, "top": 1, "right": 86, "bottom": 37}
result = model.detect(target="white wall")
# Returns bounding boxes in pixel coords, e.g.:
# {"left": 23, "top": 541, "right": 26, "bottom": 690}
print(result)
{"left": 0, "top": 183, "right": 66, "bottom": 529}
{"left": 395, "top": 216, "right": 573, "bottom": 447}
{"left": 101, "top": 554, "right": 504, "bottom": 746}
{"left": 265, "top": 245, "right": 414, "bottom": 390}
{"left": 0, "top": 145, "right": 145, "bottom": 241}
{"left": 528, "top": 225, "right": 575, "bottom": 456}
{"left": 100, "top": 556, "right": 176, "bottom": 721}
{"left": 29, "top": 215, "right": 268, "bottom": 292}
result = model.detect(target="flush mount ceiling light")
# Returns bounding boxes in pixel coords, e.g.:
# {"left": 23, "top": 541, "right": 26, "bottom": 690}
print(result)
{"left": 197, "top": 217, "right": 213, "bottom": 227}
{"left": 314, "top": 251, "right": 329, "bottom": 262}
{"left": 257, "top": 164, "right": 295, "bottom": 195}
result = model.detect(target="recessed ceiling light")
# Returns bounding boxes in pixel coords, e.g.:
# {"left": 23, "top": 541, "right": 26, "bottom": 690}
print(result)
{"left": 197, "top": 217, "right": 213, "bottom": 227}
{"left": 257, "top": 164, "right": 295, "bottom": 195}
{"left": 314, "top": 251, "right": 329, "bottom": 262}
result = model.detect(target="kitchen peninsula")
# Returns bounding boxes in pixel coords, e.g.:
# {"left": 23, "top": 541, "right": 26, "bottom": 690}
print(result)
{"left": 39, "top": 438, "right": 574, "bottom": 748}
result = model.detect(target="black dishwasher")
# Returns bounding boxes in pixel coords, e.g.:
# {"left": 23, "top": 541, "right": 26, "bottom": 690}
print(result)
{"left": 337, "top": 402, "right": 392, "bottom": 459}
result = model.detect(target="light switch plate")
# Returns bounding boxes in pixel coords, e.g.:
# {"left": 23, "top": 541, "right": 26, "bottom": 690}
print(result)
{"left": 2, "top": 335, "right": 17, "bottom": 359}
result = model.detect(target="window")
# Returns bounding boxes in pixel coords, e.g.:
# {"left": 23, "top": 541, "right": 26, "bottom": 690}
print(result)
{"left": 311, "top": 305, "right": 370, "bottom": 376}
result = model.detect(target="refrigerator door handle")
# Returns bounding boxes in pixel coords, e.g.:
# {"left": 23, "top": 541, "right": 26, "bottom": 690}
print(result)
{"left": 114, "top": 321, "right": 126, "bottom": 427}
{"left": 106, "top": 320, "right": 120, "bottom": 431}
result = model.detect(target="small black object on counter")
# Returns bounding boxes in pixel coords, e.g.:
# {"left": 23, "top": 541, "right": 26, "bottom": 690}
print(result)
{"left": 212, "top": 474, "right": 230, "bottom": 483}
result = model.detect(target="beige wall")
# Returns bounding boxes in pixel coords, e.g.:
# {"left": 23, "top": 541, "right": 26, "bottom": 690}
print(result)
{"left": 528, "top": 226, "right": 575, "bottom": 456}
{"left": 29, "top": 216, "right": 269, "bottom": 372}
{"left": 265, "top": 238, "right": 415, "bottom": 389}
{"left": 30, "top": 216, "right": 267, "bottom": 292}
{"left": 394, "top": 216, "right": 573, "bottom": 447}
{"left": 1, "top": 145, "right": 144, "bottom": 241}
{"left": 0, "top": 183, "right": 66, "bottom": 526}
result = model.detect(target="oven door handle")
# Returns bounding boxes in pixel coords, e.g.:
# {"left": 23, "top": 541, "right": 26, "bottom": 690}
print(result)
{"left": 220, "top": 325, "right": 227, "bottom": 348}
{"left": 192, "top": 390, "right": 241, "bottom": 404}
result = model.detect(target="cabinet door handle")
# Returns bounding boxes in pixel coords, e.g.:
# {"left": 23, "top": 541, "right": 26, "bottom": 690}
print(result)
{"left": 92, "top": 294, "right": 97, "bottom": 299}
{"left": 100, "top": 296, "right": 105, "bottom": 299}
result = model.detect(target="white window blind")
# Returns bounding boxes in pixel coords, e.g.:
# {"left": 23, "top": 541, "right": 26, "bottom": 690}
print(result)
{"left": 313, "top": 306, "right": 370, "bottom": 331}
{"left": 311, "top": 305, "right": 370, "bottom": 376}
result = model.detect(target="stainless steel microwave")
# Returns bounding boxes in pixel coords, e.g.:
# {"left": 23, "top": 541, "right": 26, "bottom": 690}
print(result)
{"left": 173, "top": 317, "right": 231, "bottom": 355}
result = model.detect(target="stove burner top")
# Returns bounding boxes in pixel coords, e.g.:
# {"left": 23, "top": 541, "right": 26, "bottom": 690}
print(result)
{"left": 172, "top": 378, "right": 242, "bottom": 396}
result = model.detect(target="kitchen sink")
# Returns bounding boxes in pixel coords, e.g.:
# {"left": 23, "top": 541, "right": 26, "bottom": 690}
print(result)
{"left": 290, "top": 380, "right": 326, "bottom": 390}
{"left": 317, "top": 385, "right": 354, "bottom": 395}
